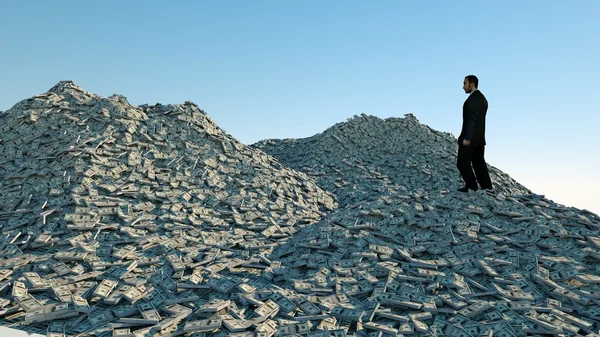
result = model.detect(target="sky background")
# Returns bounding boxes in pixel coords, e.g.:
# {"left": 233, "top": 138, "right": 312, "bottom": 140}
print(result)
{"left": 0, "top": 1, "right": 599, "bottom": 336}
{"left": 0, "top": 0, "right": 599, "bottom": 225}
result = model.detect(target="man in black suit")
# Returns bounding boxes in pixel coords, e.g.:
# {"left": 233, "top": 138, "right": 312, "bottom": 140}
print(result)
{"left": 457, "top": 75, "right": 493, "bottom": 193}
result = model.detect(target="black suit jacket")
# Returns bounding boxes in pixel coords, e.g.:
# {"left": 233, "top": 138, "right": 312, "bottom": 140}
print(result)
{"left": 458, "top": 90, "right": 488, "bottom": 146}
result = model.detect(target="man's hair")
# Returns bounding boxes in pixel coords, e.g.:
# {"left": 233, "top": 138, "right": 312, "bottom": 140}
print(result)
{"left": 465, "top": 75, "right": 478, "bottom": 88}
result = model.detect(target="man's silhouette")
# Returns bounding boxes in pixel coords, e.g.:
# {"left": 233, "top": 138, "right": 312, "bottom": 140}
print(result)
{"left": 457, "top": 75, "right": 493, "bottom": 193}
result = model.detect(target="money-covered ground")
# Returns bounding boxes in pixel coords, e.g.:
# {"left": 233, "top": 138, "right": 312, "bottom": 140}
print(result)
{"left": 1, "top": 81, "right": 600, "bottom": 337}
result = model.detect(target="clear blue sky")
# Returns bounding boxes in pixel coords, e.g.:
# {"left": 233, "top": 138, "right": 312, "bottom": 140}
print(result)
{"left": 0, "top": 1, "right": 599, "bottom": 214}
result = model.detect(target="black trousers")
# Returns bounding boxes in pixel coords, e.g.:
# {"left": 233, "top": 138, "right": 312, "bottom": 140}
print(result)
{"left": 457, "top": 144, "right": 493, "bottom": 190}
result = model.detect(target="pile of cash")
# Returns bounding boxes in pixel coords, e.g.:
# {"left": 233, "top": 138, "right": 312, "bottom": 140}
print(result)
{"left": 0, "top": 81, "right": 599, "bottom": 337}
{"left": 253, "top": 113, "right": 531, "bottom": 207}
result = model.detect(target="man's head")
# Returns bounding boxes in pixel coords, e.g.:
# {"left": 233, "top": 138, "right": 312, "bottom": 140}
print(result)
{"left": 463, "top": 75, "right": 478, "bottom": 94}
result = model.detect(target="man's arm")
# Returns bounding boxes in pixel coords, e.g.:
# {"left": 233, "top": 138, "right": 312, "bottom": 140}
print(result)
{"left": 463, "top": 96, "right": 481, "bottom": 143}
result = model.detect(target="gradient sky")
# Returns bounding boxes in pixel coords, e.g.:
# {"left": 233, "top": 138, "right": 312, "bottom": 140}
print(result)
{"left": 1, "top": 1, "right": 599, "bottom": 218}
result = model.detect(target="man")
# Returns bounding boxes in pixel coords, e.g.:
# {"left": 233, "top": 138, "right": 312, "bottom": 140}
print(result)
{"left": 457, "top": 75, "right": 493, "bottom": 193}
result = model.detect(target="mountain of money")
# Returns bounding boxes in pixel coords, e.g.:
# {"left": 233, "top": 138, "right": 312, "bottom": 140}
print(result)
{"left": 253, "top": 114, "right": 600, "bottom": 336}
{"left": 253, "top": 113, "right": 531, "bottom": 207}
{"left": 1, "top": 81, "right": 599, "bottom": 337}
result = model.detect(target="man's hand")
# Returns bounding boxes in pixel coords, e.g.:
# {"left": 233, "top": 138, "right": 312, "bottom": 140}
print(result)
{"left": 462, "top": 139, "right": 471, "bottom": 146}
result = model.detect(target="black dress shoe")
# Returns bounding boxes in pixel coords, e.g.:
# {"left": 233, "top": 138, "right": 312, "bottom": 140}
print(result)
{"left": 457, "top": 186, "right": 477, "bottom": 192}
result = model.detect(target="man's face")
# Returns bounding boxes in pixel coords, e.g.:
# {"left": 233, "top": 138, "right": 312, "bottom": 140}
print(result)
{"left": 463, "top": 78, "right": 473, "bottom": 93}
